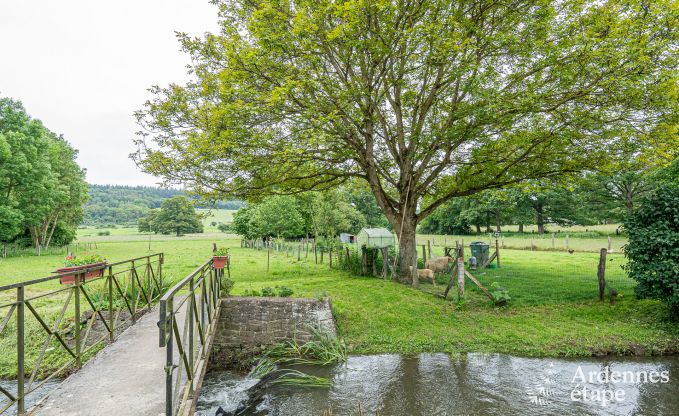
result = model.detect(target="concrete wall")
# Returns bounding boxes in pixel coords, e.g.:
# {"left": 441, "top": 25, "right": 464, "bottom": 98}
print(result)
{"left": 213, "top": 297, "right": 336, "bottom": 348}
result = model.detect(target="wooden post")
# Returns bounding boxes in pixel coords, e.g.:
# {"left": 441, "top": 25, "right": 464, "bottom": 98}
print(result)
{"left": 381, "top": 247, "right": 389, "bottom": 279}
{"left": 320, "top": 250, "right": 324, "bottom": 264}
{"left": 329, "top": 249, "right": 333, "bottom": 268}
{"left": 411, "top": 254, "right": 419, "bottom": 288}
{"left": 457, "top": 257, "right": 465, "bottom": 299}
{"left": 551, "top": 233, "right": 555, "bottom": 249}
{"left": 427, "top": 240, "right": 432, "bottom": 260}
{"left": 297, "top": 241, "right": 301, "bottom": 261}
{"left": 607, "top": 236, "right": 612, "bottom": 253}
{"left": 495, "top": 239, "right": 501, "bottom": 268}
{"left": 372, "top": 250, "right": 377, "bottom": 276}
{"left": 566, "top": 235, "right": 569, "bottom": 251}
{"left": 531, "top": 236, "right": 534, "bottom": 251}
{"left": 361, "top": 249, "right": 367, "bottom": 274}
{"left": 421, "top": 244, "right": 426, "bottom": 263}
{"left": 345, "top": 247, "right": 350, "bottom": 265}
{"left": 598, "top": 248, "right": 607, "bottom": 301}
{"left": 305, "top": 241, "right": 309, "bottom": 259}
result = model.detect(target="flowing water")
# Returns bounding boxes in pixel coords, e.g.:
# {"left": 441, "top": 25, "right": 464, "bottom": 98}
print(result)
{"left": 0, "top": 378, "right": 62, "bottom": 415}
{"left": 196, "top": 353, "right": 679, "bottom": 416}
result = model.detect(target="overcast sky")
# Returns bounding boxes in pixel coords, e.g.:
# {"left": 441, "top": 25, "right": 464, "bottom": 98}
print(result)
{"left": 0, "top": 1, "right": 219, "bottom": 186}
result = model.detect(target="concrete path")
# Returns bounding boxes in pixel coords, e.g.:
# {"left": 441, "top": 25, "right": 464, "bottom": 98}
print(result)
{"left": 32, "top": 306, "right": 168, "bottom": 416}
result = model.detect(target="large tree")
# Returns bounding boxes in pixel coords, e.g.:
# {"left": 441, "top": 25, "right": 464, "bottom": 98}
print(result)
{"left": 0, "top": 97, "right": 87, "bottom": 250}
{"left": 152, "top": 196, "right": 204, "bottom": 236}
{"left": 134, "top": 0, "right": 678, "bottom": 283}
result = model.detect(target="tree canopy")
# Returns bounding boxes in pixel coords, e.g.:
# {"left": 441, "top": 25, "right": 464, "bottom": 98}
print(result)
{"left": 145, "top": 196, "right": 204, "bottom": 236}
{"left": 134, "top": 0, "right": 679, "bottom": 283}
{"left": 0, "top": 97, "right": 88, "bottom": 249}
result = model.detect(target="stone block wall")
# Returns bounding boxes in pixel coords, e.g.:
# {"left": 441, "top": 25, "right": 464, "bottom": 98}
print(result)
{"left": 213, "top": 297, "right": 336, "bottom": 348}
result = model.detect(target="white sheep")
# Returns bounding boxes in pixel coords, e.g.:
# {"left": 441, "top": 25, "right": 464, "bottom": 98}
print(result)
{"left": 409, "top": 266, "right": 436, "bottom": 286}
{"left": 425, "top": 256, "right": 454, "bottom": 273}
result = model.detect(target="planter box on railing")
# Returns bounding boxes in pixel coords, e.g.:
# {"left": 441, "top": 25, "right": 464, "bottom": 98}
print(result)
{"left": 212, "top": 256, "right": 229, "bottom": 270}
{"left": 55, "top": 262, "right": 107, "bottom": 284}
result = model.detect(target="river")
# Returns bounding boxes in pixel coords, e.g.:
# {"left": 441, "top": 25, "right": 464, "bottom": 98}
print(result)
{"left": 196, "top": 353, "right": 679, "bottom": 416}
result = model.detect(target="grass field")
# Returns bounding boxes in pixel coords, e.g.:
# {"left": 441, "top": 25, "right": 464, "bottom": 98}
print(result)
{"left": 0, "top": 231, "right": 676, "bottom": 379}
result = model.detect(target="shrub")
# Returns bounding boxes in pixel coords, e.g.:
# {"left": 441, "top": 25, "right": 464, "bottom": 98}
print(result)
{"left": 490, "top": 282, "right": 510, "bottom": 306}
{"left": 261, "top": 286, "right": 276, "bottom": 297}
{"left": 623, "top": 184, "right": 679, "bottom": 319}
{"left": 97, "top": 230, "right": 111, "bottom": 236}
{"left": 277, "top": 286, "right": 293, "bottom": 297}
{"left": 220, "top": 278, "right": 234, "bottom": 296}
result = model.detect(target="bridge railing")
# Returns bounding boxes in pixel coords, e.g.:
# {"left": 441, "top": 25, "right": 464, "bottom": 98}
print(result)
{"left": 159, "top": 257, "right": 228, "bottom": 416}
{"left": 0, "top": 252, "right": 164, "bottom": 415}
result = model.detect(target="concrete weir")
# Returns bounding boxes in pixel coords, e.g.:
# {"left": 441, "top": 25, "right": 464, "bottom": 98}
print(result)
{"left": 209, "top": 297, "right": 336, "bottom": 370}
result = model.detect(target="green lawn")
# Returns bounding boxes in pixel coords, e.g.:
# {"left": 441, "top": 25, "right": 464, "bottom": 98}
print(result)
{"left": 0, "top": 232, "right": 676, "bottom": 379}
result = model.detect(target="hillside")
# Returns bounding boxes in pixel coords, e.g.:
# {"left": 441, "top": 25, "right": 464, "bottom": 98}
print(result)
{"left": 82, "top": 184, "right": 242, "bottom": 226}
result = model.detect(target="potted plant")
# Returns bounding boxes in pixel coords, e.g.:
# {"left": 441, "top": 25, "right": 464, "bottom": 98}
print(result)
{"left": 212, "top": 247, "right": 229, "bottom": 270}
{"left": 56, "top": 254, "right": 107, "bottom": 285}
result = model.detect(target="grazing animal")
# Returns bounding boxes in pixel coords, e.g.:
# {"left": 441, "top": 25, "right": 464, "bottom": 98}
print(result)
{"left": 568, "top": 249, "right": 575, "bottom": 254}
{"left": 608, "top": 288, "right": 619, "bottom": 305}
{"left": 425, "top": 256, "right": 454, "bottom": 273}
{"left": 409, "top": 266, "right": 436, "bottom": 285}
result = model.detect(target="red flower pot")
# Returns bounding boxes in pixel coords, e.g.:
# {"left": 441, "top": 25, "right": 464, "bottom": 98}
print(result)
{"left": 56, "top": 262, "right": 107, "bottom": 285}
{"left": 212, "top": 256, "right": 229, "bottom": 270}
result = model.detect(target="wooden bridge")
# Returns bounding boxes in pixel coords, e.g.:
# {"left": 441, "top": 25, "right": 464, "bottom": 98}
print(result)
{"left": 0, "top": 254, "right": 227, "bottom": 416}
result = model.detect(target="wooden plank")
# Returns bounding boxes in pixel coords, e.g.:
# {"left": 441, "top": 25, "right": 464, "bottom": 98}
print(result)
{"left": 464, "top": 270, "right": 494, "bottom": 301}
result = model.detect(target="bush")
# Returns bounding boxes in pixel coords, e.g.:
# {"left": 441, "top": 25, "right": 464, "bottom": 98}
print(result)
{"left": 277, "top": 286, "right": 294, "bottom": 297}
{"left": 220, "top": 278, "right": 234, "bottom": 295}
{"left": 97, "top": 230, "right": 111, "bottom": 236}
{"left": 623, "top": 184, "right": 679, "bottom": 319}
{"left": 261, "top": 287, "right": 276, "bottom": 297}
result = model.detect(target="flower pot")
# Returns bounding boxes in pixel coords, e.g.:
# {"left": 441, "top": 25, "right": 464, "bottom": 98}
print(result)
{"left": 212, "top": 256, "right": 229, "bottom": 270}
{"left": 56, "top": 262, "right": 107, "bottom": 285}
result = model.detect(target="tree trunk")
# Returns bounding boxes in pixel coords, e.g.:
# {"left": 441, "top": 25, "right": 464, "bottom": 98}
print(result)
{"left": 475, "top": 223, "right": 481, "bottom": 234}
{"left": 518, "top": 223, "right": 524, "bottom": 233}
{"left": 495, "top": 210, "right": 502, "bottom": 233}
{"left": 389, "top": 216, "right": 418, "bottom": 285}
{"left": 536, "top": 210, "right": 546, "bottom": 235}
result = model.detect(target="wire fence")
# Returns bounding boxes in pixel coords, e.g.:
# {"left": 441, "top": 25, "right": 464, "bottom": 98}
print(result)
{"left": 416, "top": 233, "right": 626, "bottom": 254}
{"left": 241, "top": 236, "right": 635, "bottom": 307}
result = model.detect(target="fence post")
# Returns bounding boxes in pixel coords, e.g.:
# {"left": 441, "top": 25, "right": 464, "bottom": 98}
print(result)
{"left": 566, "top": 235, "right": 569, "bottom": 251}
{"left": 108, "top": 265, "right": 114, "bottom": 342}
{"left": 552, "top": 233, "right": 555, "bottom": 249}
{"left": 598, "top": 248, "right": 607, "bottom": 301}
{"left": 74, "top": 273, "right": 81, "bottom": 368}
{"left": 329, "top": 249, "right": 333, "bottom": 268}
{"left": 427, "top": 240, "right": 432, "bottom": 260}
{"left": 457, "top": 257, "right": 465, "bottom": 299}
{"left": 382, "top": 247, "right": 389, "bottom": 279}
{"left": 421, "top": 244, "right": 426, "bottom": 262}
{"left": 164, "top": 296, "right": 174, "bottom": 416}
{"left": 298, "top": 241, "right": 301, "bottom": 261}
{"left": 131, "top": 261, "right": 137, "bottom": 324}
{"left": 495, "top": 239, "right": 501, "bottom": 268}
{"left": 607, "top": 236, "right": 612, "bottom": 253}
{"left": 188, "top": 277, "right": 195, "bottom": 394}
{"left": 17, "top": 286, "right": 25, "bottom": 415}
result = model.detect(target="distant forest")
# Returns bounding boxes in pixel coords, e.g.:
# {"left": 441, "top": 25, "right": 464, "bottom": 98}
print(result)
{"left": 82, "top": 184, "right": 242, "bottom": 226}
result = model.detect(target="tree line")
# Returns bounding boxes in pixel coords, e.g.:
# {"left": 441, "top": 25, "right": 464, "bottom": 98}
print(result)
{"left": 230, "top": 186, "right": 388, "bottom": 240}
{"left": 421, "top": 154, "right": 677, "bottom": 236}
{"left": 0, "top": 97, "right": 88, "bottom": 250}
{"left": 83, "top": 184, "right": 243, "bottom": 227}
